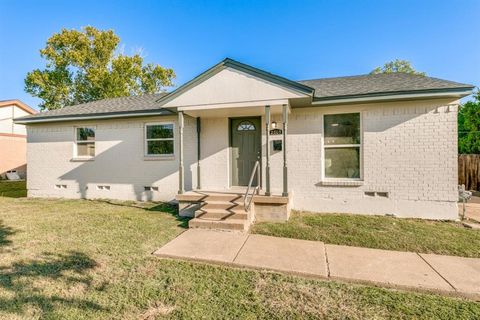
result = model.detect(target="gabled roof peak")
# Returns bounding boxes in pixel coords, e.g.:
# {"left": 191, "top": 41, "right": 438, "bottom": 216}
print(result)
{"left": 155, "top": 57, "right": 314, "bottom": 106}
{"left": 0, "top": 99, "right": 37, "bottom": 114}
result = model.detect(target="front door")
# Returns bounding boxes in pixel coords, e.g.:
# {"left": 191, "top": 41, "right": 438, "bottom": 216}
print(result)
{"left": 230, "top": 117, "right": 261, "bottom": 186}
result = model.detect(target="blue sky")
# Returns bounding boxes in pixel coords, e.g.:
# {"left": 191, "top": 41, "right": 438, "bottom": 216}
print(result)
{"left": 1, "top": 0, "right": 479, "bottom": 110}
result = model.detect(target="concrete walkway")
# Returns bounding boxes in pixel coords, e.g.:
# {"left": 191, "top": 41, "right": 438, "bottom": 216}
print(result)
{"left": 154, "top": 229, "right": 480, "bottom": 300}
{"left": 464, "top": 201, "right": 480, "bottom": 222}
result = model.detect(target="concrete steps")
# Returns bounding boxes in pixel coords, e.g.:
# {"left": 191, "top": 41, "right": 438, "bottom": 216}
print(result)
{"left": 177, "top": 192, "right": 243, "bottom": 202}
{"left": 185, "top": 192, "right": 251, "bottom": 232}
{"left": 189, "top": 218, "right": 249, "bottom": 231}
{"left": 195, "top": 208, "right": 249, "bottom": 220}
{"left": 201, "top": 200, "right": 246, "bottom": 211}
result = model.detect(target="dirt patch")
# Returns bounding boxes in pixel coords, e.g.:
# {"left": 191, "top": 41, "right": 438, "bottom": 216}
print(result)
{"left": 139, "top": 301, "right": 176, "bottom": 319}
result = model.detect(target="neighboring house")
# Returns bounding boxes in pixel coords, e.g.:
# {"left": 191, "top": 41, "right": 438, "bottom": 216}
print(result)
{"left": 0, "top": 99, "right": 36, "bottom": 179}
{"left": 15, "top": 58, "right": 474, "bottom": 226}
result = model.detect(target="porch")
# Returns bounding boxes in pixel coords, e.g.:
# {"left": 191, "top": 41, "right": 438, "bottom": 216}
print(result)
{"left": 154, "top": 59, "right": 315, "bottom": 230}
{"left": 175, "top": 102, "right": 292, "bottom": 231}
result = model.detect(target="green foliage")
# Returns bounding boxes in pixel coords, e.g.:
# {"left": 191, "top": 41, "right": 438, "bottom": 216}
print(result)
{"left": 459, "top": 90, "right": 480, "bottom": 154}
{"left": 370, "top": 59, "right": 426, "bottom": 75}
{"left": 25, "top": 26, "right": 175, "bottom": 110}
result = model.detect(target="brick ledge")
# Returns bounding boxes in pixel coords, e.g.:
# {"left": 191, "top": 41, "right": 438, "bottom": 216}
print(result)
{"left": 317, "top": 180, "right": 364, "bottom": 187}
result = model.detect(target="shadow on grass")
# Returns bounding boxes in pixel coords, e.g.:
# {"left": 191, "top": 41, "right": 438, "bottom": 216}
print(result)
{"left": 0, "top": 181, "right": 27, "bottom": 198}
{"left": 0, "top": 221, "right": 16, "bottom": 247}
{"left": 147, "top": 202, "right": 190, "bottom": 229}
{"left": 0, "top": 251, "right": 106, "bottom": 317}
{"left": 93, "top": 199, "right": 190, "bottom": 229}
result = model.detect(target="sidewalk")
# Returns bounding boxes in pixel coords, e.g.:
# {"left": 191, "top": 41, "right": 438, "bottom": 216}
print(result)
{"left": 463, "top": 201, "right": 480, "bottom": 222}
{"left": 154, "top": 229, "right": 480, "bottom": 301}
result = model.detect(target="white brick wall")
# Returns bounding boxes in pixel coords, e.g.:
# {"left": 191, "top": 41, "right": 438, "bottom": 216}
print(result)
{"left": 199, "top": 117, "right": 230, "bottom": 189}
{"left": 276, "top": 99, "right": 459, "bottom": 219}
{"left": 27, "top": 115, "right": 197, "bottom": 201}
{"left": 189, "top": 98, "right": 458, "bottom": 219}
{"left": 26, "top": 98, "right": 459, "bottom": 219}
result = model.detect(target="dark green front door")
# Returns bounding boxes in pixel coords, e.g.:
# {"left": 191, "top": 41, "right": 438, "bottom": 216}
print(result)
{"left": 231, "top": 118, "right": 261, "bottom": 186}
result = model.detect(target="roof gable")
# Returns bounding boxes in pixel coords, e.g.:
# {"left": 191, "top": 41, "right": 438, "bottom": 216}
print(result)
{"left": 159, "top": 58, "right": 314, "bottom": 108}
{"left": 0, "top": 99, "right": 37, "bottom": 114}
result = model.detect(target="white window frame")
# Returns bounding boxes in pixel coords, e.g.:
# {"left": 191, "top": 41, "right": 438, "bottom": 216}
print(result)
{"left": 321, "top": 111, "right": 363, "bottom": 181}
{"left": 144, "top": 122, "right": 175, "bottom": 157}
{"left": 74, "top": 126, "right": 96, "bottom": 159}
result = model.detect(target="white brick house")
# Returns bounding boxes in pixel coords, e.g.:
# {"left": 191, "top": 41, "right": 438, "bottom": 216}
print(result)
{"left": 16, "top": 58, "right": 474, "bottom": 228}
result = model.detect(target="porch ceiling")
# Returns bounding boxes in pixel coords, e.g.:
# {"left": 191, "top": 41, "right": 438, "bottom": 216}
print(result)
{"left": 182, "top": 102, "right": 289, "bottom": 118}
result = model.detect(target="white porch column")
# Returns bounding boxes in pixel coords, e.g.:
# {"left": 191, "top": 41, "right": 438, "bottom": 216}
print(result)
{"left": 196, "top": 117, "right": 201, "bottom": 190}
{"left": 282, "top": 104, "right": 288, "bottom": 197}
{"left": 178, "top": 111, "right": 185, "bottom": 194}
{"left": 265, "top": 105, "right": 271, "bottom": 196}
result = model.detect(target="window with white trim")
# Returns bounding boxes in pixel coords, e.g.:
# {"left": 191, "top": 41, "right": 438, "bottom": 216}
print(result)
{"left": 323, "top": 113, "right": 361, "bottom": 179}
{"left": 75, "top": 127, "right": 95, "bottom": 157}
{"left": 145, "top": 123, "right": 175, "bottom": 156}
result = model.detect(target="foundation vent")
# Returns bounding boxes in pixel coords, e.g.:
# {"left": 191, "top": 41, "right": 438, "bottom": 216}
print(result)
{"left": 364, "top": 191, "right": 389, "bottom": 198}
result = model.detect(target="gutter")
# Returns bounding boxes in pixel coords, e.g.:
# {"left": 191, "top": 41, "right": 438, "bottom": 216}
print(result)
{"left": 311, "top": 88, "right": 474, "bottom": 105}
{"left": 14, "top": 108, "right": 177, "bottom": 124}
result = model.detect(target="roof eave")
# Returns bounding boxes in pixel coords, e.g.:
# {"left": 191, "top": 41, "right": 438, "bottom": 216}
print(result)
{"left": 14, "top": 108, "right": 177, "bottom": 124}
{"left": 224, "top": 58, "right": 315, "bottom": 94}
{"left": 311, "top": 87, "right": 474, "bottom": 105}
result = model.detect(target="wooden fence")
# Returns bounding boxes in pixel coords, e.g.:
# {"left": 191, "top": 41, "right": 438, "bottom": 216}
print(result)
{"left": 459, "top": 154, "right": 480, "bottom": 191}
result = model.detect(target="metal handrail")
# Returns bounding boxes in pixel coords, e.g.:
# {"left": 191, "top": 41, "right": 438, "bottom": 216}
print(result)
{"left": 244, "top": 161, "right": 261, "bottom": 211}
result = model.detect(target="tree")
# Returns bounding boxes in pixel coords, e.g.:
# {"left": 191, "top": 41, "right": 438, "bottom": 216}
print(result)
{"left": 25, "top": 26, "right": 175, "bottom": 110}
{"left": 370, "top": 59, "right": 426, "bottom": 76}
{"left": 458, "top": 90, "right": 480, "bottom": 154}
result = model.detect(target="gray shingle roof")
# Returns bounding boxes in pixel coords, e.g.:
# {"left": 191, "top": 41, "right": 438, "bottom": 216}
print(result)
{"left": 16, "top": 65, "right": 475, "bottom": 124}
{"left": 16, "top": 93, "right": 173, "bottom": 122}
{"left": 298, "top": 73, "right": 474, "bottom": 100}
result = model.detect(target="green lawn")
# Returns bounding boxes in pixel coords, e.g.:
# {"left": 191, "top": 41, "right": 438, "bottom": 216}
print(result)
{"left": 0, "top": 192, "right": 479, "bottom": 318}
{"left": 253, "top": 211, "right": 480, "bottom": 258}
{"left": 0, "top": 180, "right": 27, "bottom": 198}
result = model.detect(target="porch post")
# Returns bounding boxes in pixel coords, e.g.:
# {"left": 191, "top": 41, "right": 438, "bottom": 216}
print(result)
{"left": 282, "top": 104, "right": 288, "bottom": 197}
{"left": 178, "top": 111, "right": 185, "bottom": 194}
{"left": 196, "top": 117, "right": 201, "bottom": 189}
{"left": 265, "top": 105, "right": 271, "bottom": 196}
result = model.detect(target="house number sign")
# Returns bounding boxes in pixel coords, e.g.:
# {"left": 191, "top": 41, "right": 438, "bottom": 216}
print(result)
{"left": 269, "top": 129, "right": 283, "bottom": 135}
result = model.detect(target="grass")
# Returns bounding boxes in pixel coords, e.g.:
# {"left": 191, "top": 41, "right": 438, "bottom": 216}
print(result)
{"left": 252, "top": 211, "right": 480, "bottom": 258}
{"left": 0, "top": 180, "right": 27, "bottom": 198}
{"left": 0, "top": 183, "right": 479, "bottom": 318}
